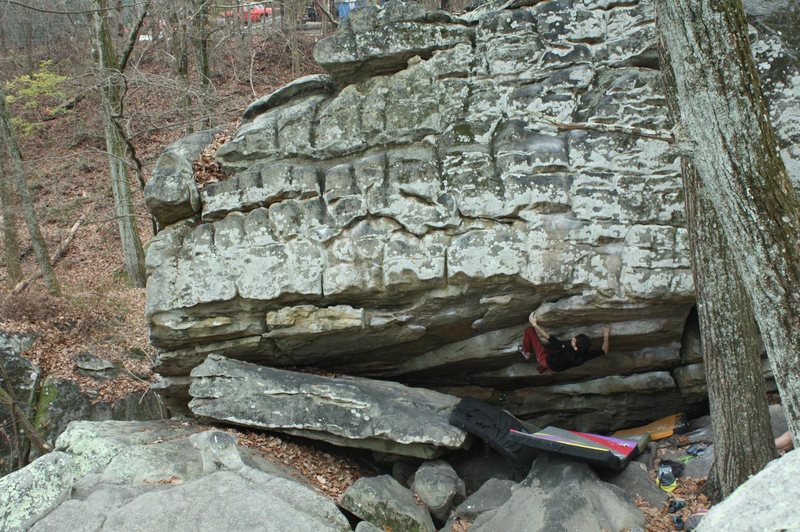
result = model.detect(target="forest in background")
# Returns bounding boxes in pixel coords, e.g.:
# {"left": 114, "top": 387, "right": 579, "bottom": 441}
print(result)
{"left": 0, "top": 0, "right": 342, "bottom": 401}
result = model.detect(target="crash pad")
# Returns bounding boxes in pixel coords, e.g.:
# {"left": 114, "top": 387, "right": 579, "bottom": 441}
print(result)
{"left": 612, "top": 413, "right": 688, "bottom": 441}
{"left": 449, "top": 397, "right": 538, "bottom": 478}
{"left": 508, "top": 426, "right": 639, "bottom": 472}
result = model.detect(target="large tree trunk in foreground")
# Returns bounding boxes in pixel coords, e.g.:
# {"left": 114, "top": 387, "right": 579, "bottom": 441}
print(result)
{"left": 654, "top": 0, "right": 800, "bottom": 444}
{"left": 683, "top": 163, "right": 775, "bottom": 501}
{"left": 91, "top": 0, "right": 147, "bottom": 288}
{"left": 0, "top": 86, "right": 59, "bottom": 294}
{"left": 656, "top": 2, "right": 776, "bottom": 501}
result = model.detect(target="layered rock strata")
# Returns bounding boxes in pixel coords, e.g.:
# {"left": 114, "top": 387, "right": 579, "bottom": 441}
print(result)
{"left": 144, "top": 0, "right": 800, "bottom": 428}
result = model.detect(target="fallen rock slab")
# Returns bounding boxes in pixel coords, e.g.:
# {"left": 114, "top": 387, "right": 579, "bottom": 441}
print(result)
{"left": 189, "top": 354, "right": 468, "bottom": 459}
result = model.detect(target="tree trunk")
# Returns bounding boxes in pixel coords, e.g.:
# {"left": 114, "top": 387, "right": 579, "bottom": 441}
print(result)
{"left": 172, "top": 4, "right": 189, "bottom": 80}
{"left": 685, "top": 164, "right": 776, "bottom": 501}
{"left": 0, "top": 151, "right": 23, "bottom": 285}
{"left": 654, "top": 0, "right": 800, "bottom": 444}
{"left": 0, "top": 85, "right": 59, "bottom": 295}
{"left": 285, "top": 0, "right": 301, "bottom": 77}
{"left": 91, "top": 0, "right": 147, "bottom": 288}
{"left": 191, "top": 0, "right": 210, "bottom": 86}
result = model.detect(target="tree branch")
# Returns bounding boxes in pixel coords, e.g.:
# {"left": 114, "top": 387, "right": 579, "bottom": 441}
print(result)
{"left": 12, "top": 215, "right": 86, "bottom": 295}
{"left": 0, "top": 362, "right": 51, "bottom": 454}
{"left": 118, "top": 0, "right": 151, "bottom": 72}
{"left": 315, "top": 0, "right": 338, "bottom": 26}
{"left": 2, "top": 0, "right": 148, "bottom": 15}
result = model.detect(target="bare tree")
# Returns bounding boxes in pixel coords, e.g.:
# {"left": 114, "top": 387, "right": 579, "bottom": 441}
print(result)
{"left": 0, "top": 152, "right": 23, "bottom": 285}
{"left": 90, "top": 0, "right": 148, "bottom": 287}
{"left": 654, "top": 0, "right": 800, "bottom": 445}
{"left": 0, "top": 84, "right": 59, "bottom": 294}
{"left": 191, "top": 0, "right": 211, "bottom": 87}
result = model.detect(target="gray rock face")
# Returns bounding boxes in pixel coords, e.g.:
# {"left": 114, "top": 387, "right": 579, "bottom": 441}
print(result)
{"left": 608, "top": 460, "right": 667, "bottom": 508}
{"left": 0, "top": 420, "right": 349, "bottom": 532}
{"left": 410, "top": 460, "right": 465, "bottom": 522}
{"left": 0, "top": 451, "right": 77, "bottom": 531}
{"left": 492, "top": 371, "right": 693, "bottom": 431}
{"left": 452, "top": 477, "right": 516, "bottom": 521}
{"left": 696, "top": 450, "right": 800, "bottom": 532}
{"left": 144, "top": 128, "right": 220, "bottom": 227}
{"left": 0, "top": 332, "right": 40, "bottom": 477}
{"left": 189, "top": 354, "right": 468, "bottom": 458}
{"left": 471, "top": 454, "right": 644, "bottom": 532}
{"left": 144, "top": 0, "right": 800, "bottom": 427}
{"left": 29, "top": 376, "right": 168, "bottom": 462}
{"left": 340, "top": 474, "right": 436, "bottom": 532}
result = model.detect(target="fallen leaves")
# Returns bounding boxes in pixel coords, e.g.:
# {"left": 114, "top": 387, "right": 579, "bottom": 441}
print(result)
{"left": 228, "top": 428, "right": 367, "bottom": 499}
{"left": 193, "top": 131, "right": 233, "bottom": 188}
{"left": 635, "top": 441, "right": 713, "bottom": 532}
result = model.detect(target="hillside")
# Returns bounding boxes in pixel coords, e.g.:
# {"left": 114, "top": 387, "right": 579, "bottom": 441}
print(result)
{"left": 1, "top": 28, "right": 321, "bottom": 403}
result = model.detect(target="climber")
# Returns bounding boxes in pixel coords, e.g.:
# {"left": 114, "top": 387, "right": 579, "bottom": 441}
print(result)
{"left": 519, "top": 312, "right": 610, "bottom": 373}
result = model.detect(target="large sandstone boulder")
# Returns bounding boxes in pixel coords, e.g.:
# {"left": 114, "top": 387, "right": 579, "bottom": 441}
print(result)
{"left": 144, "top": 0, "right": 800, "bottom": 427}
{"left": 0, "top": 420, "right": 350, "bottom": 532}
{"left": 188, "top": 354, "right": 468, "bottom": 458}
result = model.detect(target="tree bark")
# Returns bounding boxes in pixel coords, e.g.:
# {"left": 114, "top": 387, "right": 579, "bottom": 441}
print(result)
{"left": 191, "top": 0, "right": 210, "bottom": 87}
{"left": 0, "top": 85, "right": 59, "bottom": 294}
{"left": 91, "top": 0, "right": 147, "bottom": 288}
{"left": 654, "top": 0, "right": 800, "bottom": 444}
{"left": 685, "top": 164, "right": 775, "bottom": 501}
{"left": 0, "top": 150, "right": 23, "bottom": 285}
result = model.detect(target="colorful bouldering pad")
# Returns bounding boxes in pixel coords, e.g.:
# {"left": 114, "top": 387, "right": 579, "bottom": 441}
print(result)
{"left": 612, "top": 413, "right": 688, "bottom": 441}
{"left": 508, "top": 426, "right": 639, "bottom": 472}
{"left": 449, "top": 397, "right": 538, "bottom": 478}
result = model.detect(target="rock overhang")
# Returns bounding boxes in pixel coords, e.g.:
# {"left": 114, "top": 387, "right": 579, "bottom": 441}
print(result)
{"left": 143, "top": 0, "right": 799, "bottom": 430}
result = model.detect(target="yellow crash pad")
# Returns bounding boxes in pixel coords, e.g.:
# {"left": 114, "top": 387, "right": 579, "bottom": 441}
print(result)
{"left": 613, "top": 413, "right": 688, "bottom": 441}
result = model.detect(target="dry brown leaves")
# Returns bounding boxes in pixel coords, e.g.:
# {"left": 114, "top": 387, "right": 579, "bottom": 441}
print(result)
{"left": 450, "top": 518, "right": 471, "bottom": 532}
{"left": 193, "top": 131, "right": 233, "bottom": 188}
{"left": 635, "top": 443, "right": 712, "bottom": 532}
{"left": 228, "top": 428, "right": 367, "bottom": 499}
{"left": 0, "top": 283, "right": 155, "bottom": 404}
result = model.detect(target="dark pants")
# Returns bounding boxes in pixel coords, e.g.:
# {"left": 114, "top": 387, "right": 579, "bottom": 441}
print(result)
{"left": 522, "top": 327, "right": 550, "bottom": 372}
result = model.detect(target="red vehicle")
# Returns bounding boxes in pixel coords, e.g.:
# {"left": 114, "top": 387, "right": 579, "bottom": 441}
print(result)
{"left": 221, "top": 5, "right": 273, "bottom": 23}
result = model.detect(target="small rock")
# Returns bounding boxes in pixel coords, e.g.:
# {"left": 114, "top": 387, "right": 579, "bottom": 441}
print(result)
{"left": 340, "top": 475, "right": 436, "bottom": 532}
{"left": 74, "top": 353, "right": 115, "bottom": 372}
{"left": 452, "top": 478, "right": 515, "bottom": 521}
{"left": 411, "top": 460, "right": 465, "bottom": 523}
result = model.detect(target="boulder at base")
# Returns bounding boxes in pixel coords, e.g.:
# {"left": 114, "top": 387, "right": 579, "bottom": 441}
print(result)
{"left": 0, "top": 420, "right": 350, "bottom": 532}
{"left": 340, "top": 474, "right": 436, "bottom": 532}
{"left": 470, "top": 454, "right": 644, "bottom": 532}
{"left": 696, "top": 450, "right": 800, "bottom": 532}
